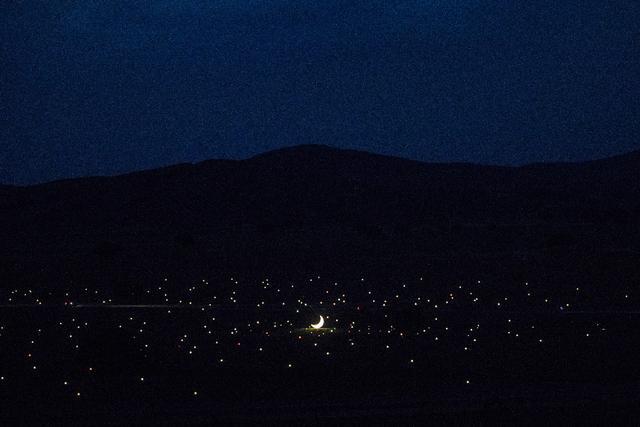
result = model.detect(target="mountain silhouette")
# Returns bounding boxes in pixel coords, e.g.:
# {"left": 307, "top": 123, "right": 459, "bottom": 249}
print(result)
{"left": 1, "top": 145, "right": 639, "bottom": 292}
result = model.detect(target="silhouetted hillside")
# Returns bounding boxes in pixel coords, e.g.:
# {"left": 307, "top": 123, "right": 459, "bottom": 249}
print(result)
{"left": 1, "top": 145, "right": 639, "bottom": 292}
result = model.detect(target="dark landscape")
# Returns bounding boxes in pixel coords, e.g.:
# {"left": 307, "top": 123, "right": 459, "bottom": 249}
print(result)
{"left": 2, "top": 145, "right": 640, "bottom": 424}
{"left": 2, "top": 1, "right": 639, "bottom": 424}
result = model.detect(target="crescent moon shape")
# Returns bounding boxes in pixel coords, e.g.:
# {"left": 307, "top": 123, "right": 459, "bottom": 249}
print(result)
{"left": 311, "top": 315, "right": 324, "bottom": 329}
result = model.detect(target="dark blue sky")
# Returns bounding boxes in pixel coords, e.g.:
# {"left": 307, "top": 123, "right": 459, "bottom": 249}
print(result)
{"left": 2, "top": 0, "right": 639, "bottom": 184}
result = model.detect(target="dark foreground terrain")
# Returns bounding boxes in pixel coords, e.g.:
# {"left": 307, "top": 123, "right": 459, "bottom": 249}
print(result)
{"left": 1, "top": 144, "right": 639, "bottom": 287}
{"left": 1, "top": 146, "right": 640, "bottom": 423}
{"left": 2, "top": 273, "right": 640, "bottom": 425}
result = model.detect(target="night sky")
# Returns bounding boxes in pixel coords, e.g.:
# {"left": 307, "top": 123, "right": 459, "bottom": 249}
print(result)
{"left": 2, "top": 1, "right": 639, "bottom": 184}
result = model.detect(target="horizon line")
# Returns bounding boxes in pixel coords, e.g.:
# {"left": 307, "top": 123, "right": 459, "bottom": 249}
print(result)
{"left": 3, "top": 143, "right": 639, "bottom": 188}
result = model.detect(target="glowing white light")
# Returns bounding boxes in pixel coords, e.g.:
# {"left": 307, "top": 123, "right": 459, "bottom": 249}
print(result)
{"left": 311, "top": 315, "right": 325, "bottom": 329}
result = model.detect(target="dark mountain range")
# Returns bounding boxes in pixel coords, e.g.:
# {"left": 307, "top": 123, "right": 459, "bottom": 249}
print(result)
{"left": 1, "top": 145, "right": 639, "bottom": 292}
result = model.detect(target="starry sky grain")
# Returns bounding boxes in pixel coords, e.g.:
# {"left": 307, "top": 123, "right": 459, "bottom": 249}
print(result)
{"left": 1, "top": 0, "right": 639, "bottom": 184}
